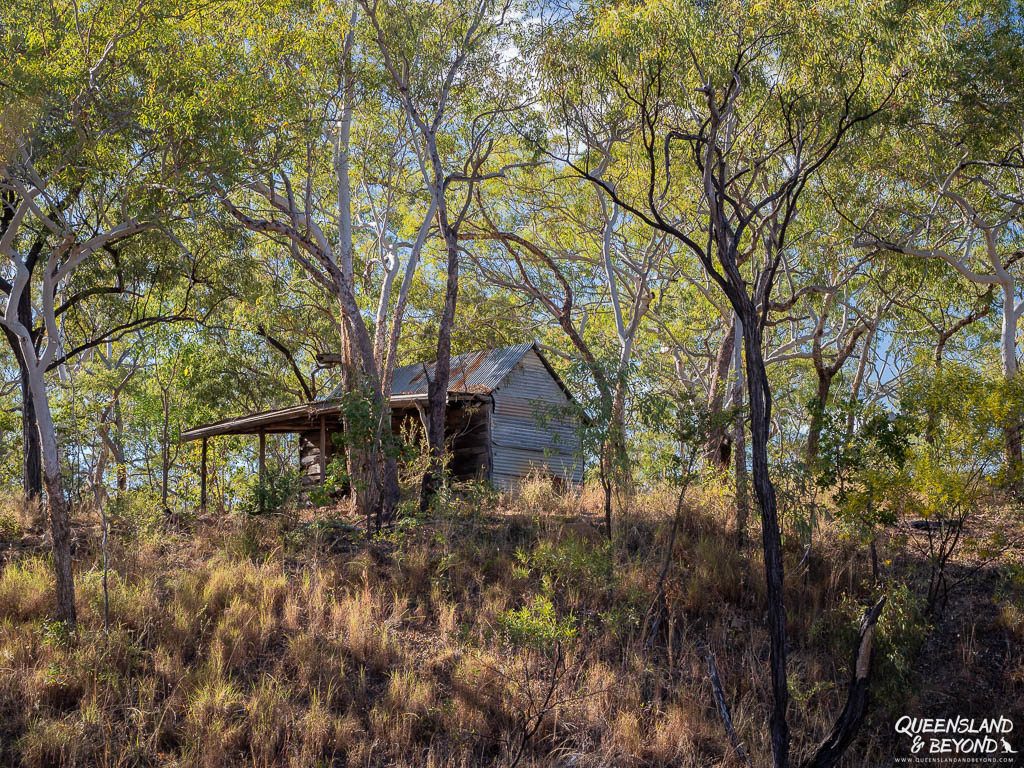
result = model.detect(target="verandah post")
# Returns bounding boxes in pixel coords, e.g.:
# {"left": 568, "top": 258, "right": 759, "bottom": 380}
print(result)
{"left": 200, "top": 437, "right": 208, "bottom": 515}
{"left": 258, "top": 430, "right": 266, "bottom": 514}
{"left": 319, "top": 416, "right": 327, "bottom": 487}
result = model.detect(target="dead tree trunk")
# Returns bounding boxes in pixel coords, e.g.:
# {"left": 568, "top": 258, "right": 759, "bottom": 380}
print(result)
{"left": 802, "top": 598, "right": 886, "bottom": 768}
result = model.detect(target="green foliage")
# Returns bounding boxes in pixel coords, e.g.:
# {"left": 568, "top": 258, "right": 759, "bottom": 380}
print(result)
{"left": 105, "top": 490, "right": 166, "bottom": 541}
{"left": 447, "top": 479, "right": 501, "bottom": 517}
{"left": 40, "top": 619, "right": 76, "bottom": 650}
{"left": 805, "top": 362, "right": 1015, "bottom": 545}
{"left": 239, "top": 466, "right": 303, "bottom": 517}
{"left": 516, "top": 536, "right": 614, "bottom": 592}
{"left": 903, "top": 361, "right": 1024, "bottom": 472}
{"left": 597, "top": 602, "right": 643, "bottom": 641}
{"left": 812, "top": 582, "right": 929, "bottom": 711}
{"left": 308, "top": 387, "right": 414, "bottom": 507}
{"left": 871, "top": 583, "right": 931, "bottom": 707}
{"left": 0, "top": 510, "right": 22, "bottom": 542}
{"left": 497, "top": 593, "right": 578, "bottom": 652}
{"left": 813, "top": 398, "right": 916, "bottom": 539}
{"left": 647, "top": 390, "right": 714, "bottom": 489}
{"left": 816, "top": 400, "right": 913, "bottom": 489}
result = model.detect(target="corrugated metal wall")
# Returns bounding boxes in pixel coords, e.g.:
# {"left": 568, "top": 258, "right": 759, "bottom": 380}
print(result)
{"left": 490, "top": 349, "right": 583, "bottom": 491}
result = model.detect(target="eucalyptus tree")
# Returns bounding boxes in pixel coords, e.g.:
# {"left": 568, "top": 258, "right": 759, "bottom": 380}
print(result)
{"left": 848, "top": 257, "right": 994, "bottom": 448}
{"left": 762, "top": 253, "right": 882, "bottom": 461}
{"left": 536, "top": 2, "right": 945, "bottom": 765}
{"left": 174, "top": 0, "right": 527, "bottom": 519}
{"left": 649, "top": 286, "right": 754, "bottom": 530}
{"left": 170, "top": 1, "right": 438, "bottom": 521}
{"left": 358, "top": 0, "right": 531, "bottom": 510}
{"left": 0, "top": 0, "right": 203, "bottom": 624}
{"left": 857, "top": 158, "right": 1024, "bottom": 482}
{"left": 703, "top": 319, "right": 737, "bottom": 468}
{"left": 847, "top": 0, "right": 1024, "bottom": 483}
{"left": 465, "top": 167, "right": 671, "bottom": 533}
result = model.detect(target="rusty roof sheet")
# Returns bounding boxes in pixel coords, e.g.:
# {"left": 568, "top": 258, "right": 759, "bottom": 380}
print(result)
{"left": 391, "top": 342, "right": 535, "bottom": 396}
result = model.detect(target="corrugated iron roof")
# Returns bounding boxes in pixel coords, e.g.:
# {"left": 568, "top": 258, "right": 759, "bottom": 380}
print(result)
{"left": 391, "top": 342, "right": 536, "bottom": 396}
{"left": 181, "top": 341, "right": 587, "bottom": 441}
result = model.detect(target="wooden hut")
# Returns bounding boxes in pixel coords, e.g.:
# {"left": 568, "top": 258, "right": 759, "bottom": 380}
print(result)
{"left": 181, "top": 342, "right": 584, "bottom": 508}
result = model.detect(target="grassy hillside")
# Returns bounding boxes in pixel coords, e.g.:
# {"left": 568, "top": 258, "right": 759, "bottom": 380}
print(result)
{"left": 0, "top": 483, "right": 1022, "bottom": 767}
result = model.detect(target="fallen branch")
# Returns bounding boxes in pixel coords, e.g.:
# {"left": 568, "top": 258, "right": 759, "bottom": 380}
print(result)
{"left": 705, "top": 642, "right": 752, "bottom": 767}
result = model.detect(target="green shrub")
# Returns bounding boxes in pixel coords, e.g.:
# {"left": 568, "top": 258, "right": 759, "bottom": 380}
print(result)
{"left": 240, "top": 466, "right": 302, "bottom": 516}
{"left": 498, "top": 593, "right": 577, "bottom": 651}
{"left": 105, "top": 489, "right": 165, "bottom": 541}
{"left": 516, "top": 535, "right": 613, "bottom": 591}
{"left": 812, "top": 581, "right": 929, "bottom": 712}
{"left": 0, "top": 510, "right": 21, "bottom": 542}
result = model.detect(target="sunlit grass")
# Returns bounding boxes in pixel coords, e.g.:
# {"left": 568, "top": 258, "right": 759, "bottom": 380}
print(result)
{"left": 0, "top": 480, "right": 1018, "bottom": 766}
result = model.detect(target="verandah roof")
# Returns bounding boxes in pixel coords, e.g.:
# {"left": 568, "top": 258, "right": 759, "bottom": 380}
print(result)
{"left": 180, "top": 341, "right": 577, "bottom": 443}
{"left": 179, "top": 392, "right": 484, "bottom": 442}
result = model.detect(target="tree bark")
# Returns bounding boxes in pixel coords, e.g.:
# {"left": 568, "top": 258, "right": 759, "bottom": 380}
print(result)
{"left": 20, "top": 361, "right": 43, "bottom": 499}
{"left": 846, "top": 324, "right": 875, "bottom": 441}
{"left": 1000, "top": 282, "right": 1022, "bottom": 490}
{"left": 113, "top": 396, "right": 127, "bottom": 493}
{"left": 3, "top": 283, "right": 43, "bottom": 499}
{"left": 608, "top": 377, "right": 633, "bottom": 491}
{"left": 30, "top": 373, "right": 77, "bottom": 626}
{"left": 419, "top": 270, "right": 458, "bottom": 509}
{"left": 740, "top": 311, "right": 789, "bottom": 768}
{"left": 807, "top": 308, "right": 869, "bottom": 462}
{"left": 731, "top": 318, "right": 750, "bottom": 545}
{"left": 706, "top": 323, "right": 736, "bottom": 468}
{"left": 805, "top": 370, "right": 832, "bottom": 462}
{"left": 419, "top": 175, "right": 460, "bottom": 512}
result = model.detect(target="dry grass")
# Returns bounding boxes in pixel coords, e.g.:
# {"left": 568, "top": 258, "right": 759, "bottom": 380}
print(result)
{"left": 0, "top": 479, "right": 1020, "bottom": 767}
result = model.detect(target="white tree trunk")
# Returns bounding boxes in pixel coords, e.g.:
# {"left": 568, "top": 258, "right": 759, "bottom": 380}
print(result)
{"left": 1000, "top": 280, "right": 1022, "bottom": 482}
{"left": 1000, "top": 281, "right": 1018, "bottom": 379}
{"left": 27, "top": 364, "right": 77, "bottom": 625}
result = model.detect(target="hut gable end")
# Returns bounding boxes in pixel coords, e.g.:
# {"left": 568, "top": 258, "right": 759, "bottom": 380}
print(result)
{"left": 489, "top": 348, "right": 582, "bottom": 491}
